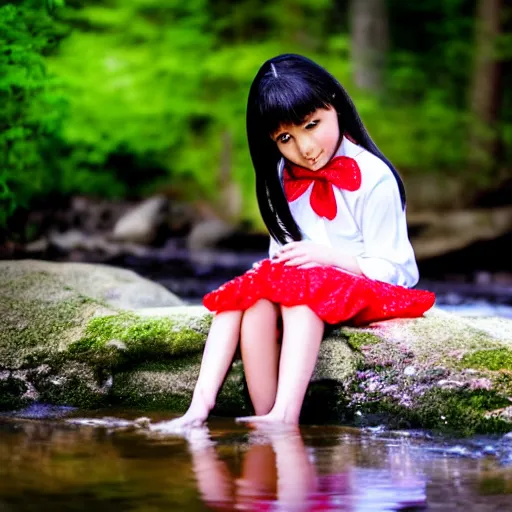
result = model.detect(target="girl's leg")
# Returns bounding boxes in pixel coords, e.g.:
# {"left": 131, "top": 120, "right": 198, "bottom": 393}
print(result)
{"left": 235, "top": 443, "right": 277, "bottom": 507}
{"left": 271, "top": 427, "right": 316, "bottom": 508}
{"left": 240, "top": 299, "right": 280, "bottom": 415}
{"left": 188, "top": 427, "right": 234, "bottom": 508}
{"left": 151, "top": 310, "right": 243, "bottom": 432}
{"left": 237, "top": 305, "right": 324, "bottom": 425}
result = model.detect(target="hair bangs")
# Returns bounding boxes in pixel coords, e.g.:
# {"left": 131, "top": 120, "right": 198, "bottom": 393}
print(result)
{"left": 258, "top": 77, "right": 332, "bottom": 136}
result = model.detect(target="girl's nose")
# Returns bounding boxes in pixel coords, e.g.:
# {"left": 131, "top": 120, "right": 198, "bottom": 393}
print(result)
{"left": 298, "top": 137, "right": 315, "bottom": 158}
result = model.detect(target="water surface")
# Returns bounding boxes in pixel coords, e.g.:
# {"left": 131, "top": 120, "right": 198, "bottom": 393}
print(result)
{"left": 1, "top": 410, "right": 512, "bottom": 511}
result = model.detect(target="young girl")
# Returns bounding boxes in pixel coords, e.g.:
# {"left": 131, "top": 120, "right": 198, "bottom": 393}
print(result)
{"left": 153, "top": 53, "right": 435, "bottom": 432}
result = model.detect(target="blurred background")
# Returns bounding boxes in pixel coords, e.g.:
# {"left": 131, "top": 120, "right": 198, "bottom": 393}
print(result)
{"left": 0, "top": 0, "right": 511, "bottom": 308}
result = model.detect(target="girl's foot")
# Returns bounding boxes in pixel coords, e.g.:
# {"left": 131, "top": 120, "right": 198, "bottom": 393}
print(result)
{"left": 235, "top": 413, "right": 298, "bottom": 425}
{"left": 185, "top": 425, "right": 215, "bottom": 451}
{"left": 150, "top": 405, "right": 209, "bottom": 434}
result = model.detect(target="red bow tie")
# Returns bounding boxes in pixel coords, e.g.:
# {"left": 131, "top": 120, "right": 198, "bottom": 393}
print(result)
{"left": 283, "top": 156, "right": 361, "bottom": 220}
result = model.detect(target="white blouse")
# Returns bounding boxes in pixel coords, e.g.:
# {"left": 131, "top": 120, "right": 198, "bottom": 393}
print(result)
{"left": 269, "top": 136, "right": 419, "bottom": 288}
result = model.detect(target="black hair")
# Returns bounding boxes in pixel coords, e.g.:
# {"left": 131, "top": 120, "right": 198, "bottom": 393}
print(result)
{"left": 246, "top": 53, "right": 406, "bottom": 245}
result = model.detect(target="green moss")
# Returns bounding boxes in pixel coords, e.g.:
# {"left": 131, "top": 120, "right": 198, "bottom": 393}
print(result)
{"left": 0, "top": 296, "right": 101, "bottom": 367}
{"left": 111, "top": 356, "right": 201, "bottom": 410}
{"left": 399, "top": 312, "right": 504, "bottom": 363}
{"left": 111, "top": 385, "right": 193, "bottom": 411}
{"left": 341, "top": 329, "right": 382, "bottom": 351}
{"left": 110, "top": 357, "right": 249, "bottom": 415}
{"left": 37, "top": 376, "right": 109, "bottom": 409}
{"left": 361, "top": 389, "right": 512, "bottom": 436}
{"left": 70, "top": 313, "right": 207, "bottom": 363}
{"left": 461, "top": 348, "right": 512, "bottom": 371}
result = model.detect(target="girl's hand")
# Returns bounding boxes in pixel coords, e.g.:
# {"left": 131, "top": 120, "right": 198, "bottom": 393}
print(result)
{"left": 272, "top": 241, "right": 335, "bottom": 268}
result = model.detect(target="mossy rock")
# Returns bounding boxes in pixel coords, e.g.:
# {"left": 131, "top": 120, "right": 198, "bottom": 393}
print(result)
{"left": 1, "top": 260, "right": 512, "bottom": 435}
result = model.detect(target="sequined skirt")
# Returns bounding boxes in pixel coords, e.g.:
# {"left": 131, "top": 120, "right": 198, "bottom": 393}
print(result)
{"left": 203, "top": 259, "right": 435, "bottom": 326}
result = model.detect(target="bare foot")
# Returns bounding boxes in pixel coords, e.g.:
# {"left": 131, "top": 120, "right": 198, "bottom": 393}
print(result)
{"left": 235, "top": 413, "right": 298, "bottom": 426}
{"left": 184, "top": 425, "right": 215, "bottom": 451}
{"left": 150, "top": 406, "right": 209, "bottom": 434}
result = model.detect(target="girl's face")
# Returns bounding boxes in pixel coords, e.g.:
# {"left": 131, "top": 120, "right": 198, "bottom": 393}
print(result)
{"left": 271, "top": 106, "right": 340, "bottom": 171}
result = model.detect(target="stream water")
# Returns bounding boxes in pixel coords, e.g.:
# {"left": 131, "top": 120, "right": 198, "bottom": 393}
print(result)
{"left": 1, "top": 408, "right": 512, "bottom": 511}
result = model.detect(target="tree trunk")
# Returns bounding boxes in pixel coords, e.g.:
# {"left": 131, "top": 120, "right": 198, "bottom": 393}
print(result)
{"left": 350, "top": 0, "right": 389, "bottom": 93}
{"left": 469, "top": 0, "right": 503, "bottom": 170}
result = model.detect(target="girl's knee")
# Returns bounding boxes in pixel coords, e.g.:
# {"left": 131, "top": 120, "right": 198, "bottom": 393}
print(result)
{"left": 246, "top": 299, "right": 276, "bottom": 314}
{"left": 281, "top": 305, "right": 324, "bottom": 329}
{"left": 241, "top": 301, "right": 281, "bottom": 347}
{"left": 281, "top": 304, "right": 318, "bottom": 318}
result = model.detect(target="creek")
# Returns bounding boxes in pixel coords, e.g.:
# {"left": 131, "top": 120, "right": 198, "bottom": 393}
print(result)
{"left": 1, "top": 407, "right": 512, "bottom": 511}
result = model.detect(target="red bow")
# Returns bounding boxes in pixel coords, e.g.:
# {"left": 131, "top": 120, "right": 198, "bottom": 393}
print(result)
{"left": 283, "top": 156, "right": 361, "bottom": 220}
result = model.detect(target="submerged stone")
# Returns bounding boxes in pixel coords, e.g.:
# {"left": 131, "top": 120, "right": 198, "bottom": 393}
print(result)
{"left": 1, "top": 260, "right": 512, "bottom": 435}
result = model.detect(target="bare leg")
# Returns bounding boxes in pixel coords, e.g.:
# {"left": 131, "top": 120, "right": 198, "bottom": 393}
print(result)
{"left": 240, "top": 299, "right": 280, "bottom": 415}
{"left": 235, "top": 443, "right": 277, "bottom": 506}
{"left": 150, "top": 310, "right": 242, "bottom": 432}
{"left": 187, "top": 427, "right": 234, "bottom": 507}
{"left": 271, "top": 427, "right": 316, "bottom": 508}
{"left": 237, "top": 305, "right": 324, "bottom": 425}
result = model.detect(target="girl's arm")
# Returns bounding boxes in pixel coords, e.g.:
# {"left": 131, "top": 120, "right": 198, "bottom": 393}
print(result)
{"left": 272, "top": 241, "right": 362, "bottom": 274}
{"left": 272, "top": 165, "right": 418, "bottom": 286}
{"left": 354, "top": 170, "right": 419, "bottom": 287}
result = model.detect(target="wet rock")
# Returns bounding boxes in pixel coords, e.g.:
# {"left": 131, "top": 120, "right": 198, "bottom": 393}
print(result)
{"left": 404, "top": 366, "right": 417, "bottom": 376}
{"left": 437, "top": 379, "right": 466, "bottom": 389}
{"left": 1, "top": 260, "right": 512, "bottom": 435}
{"left": 111, "top": 195, "right": 168, "bottom": 245}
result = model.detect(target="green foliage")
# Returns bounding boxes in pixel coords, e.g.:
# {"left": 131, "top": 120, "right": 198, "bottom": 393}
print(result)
{"left": 0, "top": 2, "right": 66, "bottom": 224}
{"left": 1, "top": 0, "right": 511, "bottom": 229}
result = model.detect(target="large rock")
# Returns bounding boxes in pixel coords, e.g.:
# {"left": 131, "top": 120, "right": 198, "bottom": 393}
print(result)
{"left": 0, "top": 260, "right": 183, "bottom": 311}
{"left": 1, "top": 260, "right": 512, "bottom": 435}
{"left": 409, "top": 206, "right": 512, "bottom": 260}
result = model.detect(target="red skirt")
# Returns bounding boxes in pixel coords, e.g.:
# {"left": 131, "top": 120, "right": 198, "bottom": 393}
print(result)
{"left": 203, "top": 259, "right": 435, "bottom": 327}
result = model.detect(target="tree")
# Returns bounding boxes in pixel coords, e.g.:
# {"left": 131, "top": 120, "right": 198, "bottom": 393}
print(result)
{"left": 469, "top": 0, "right": 504, "bottom": 171}
{"left": 349, "top": 0, "right": 389, "bottom": 93}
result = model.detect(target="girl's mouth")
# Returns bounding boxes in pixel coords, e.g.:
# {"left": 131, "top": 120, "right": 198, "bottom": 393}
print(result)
{"left": 310, "top": 152, "right": 322, "bottom": 165}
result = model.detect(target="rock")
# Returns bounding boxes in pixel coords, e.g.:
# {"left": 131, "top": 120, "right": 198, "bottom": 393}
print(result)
{"left": 187, "top": 218, "right": 235, "bottom": 251}
{"left": 111, "top": 195, "right": 168, "bottom": 245}
{"left": 409, "top": 206, "right": 512, "bottom": 260}
{"left": 0, "top": 260, "right": 182, "bottom": 312}
{"left": 404, "top": 366, "right": 416, "bottom": 376}
{"left": 1, "top": 260, "right": 512, "bottom": 435}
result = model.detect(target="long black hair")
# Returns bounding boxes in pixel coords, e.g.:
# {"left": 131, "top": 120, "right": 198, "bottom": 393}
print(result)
{"left": 246, "top": 53, "right": 406, "bottom": 245}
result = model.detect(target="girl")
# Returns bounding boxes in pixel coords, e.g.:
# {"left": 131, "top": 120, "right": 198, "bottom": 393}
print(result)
{"left": 153, "top": 53, "right": 435, "bottom": 432}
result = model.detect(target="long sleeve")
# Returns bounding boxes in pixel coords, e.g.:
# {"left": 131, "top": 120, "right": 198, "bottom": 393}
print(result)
{"left": 355, "top": 170, "right": 419, "bottom": 287}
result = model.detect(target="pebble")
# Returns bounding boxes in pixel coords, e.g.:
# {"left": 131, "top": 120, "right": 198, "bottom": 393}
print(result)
{"left": 404, "top": 366, "right": 416, "bottom": 377}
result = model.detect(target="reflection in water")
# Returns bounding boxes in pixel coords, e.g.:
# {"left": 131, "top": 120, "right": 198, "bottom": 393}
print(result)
{"left": 0, "top": 415, "right": 511, "bottom": 511}
{"left": 185, "top": 424, "right": 427, "bottom": 511}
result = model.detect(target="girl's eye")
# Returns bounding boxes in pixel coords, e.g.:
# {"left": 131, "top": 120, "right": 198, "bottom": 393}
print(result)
{"left": 305, "top": 120, "right": 319, "bottom": 130}
{"left": 278, "top": 134, "right": 291, "bottom": 144}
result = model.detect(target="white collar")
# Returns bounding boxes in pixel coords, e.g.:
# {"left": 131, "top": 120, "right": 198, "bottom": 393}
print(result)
{"left": 336, "top": 135, "right": 364, "bottom": 159}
